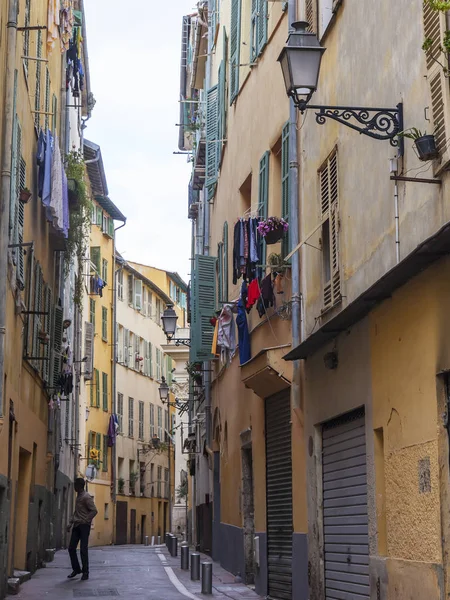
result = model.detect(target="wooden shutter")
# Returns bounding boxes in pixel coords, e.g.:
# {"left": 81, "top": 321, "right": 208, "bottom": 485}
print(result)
{"left": 95, "top": 369, "right": 100, "bottom": 407}
{"left": 128, "top": 275, "right": 134, "bottom": 306}
{"left": 192, "top": 254, "right": 217, "bottom": 362}
{"left": 281, "top": 122, "right": 290, "bottom": 259}
{"left": 102, "top": 372, "right": 108, "bottom": 411}
{"left": 43, "top": 286, "right": 52, "bottom": 382}
{"left": 96, "top": 432, "right": 101, "bottom": 466}
{"left": 251, "top": 0, "right": 258, "bottom": 62}
{"left": 217, "top": 242, "right": 223, "bottom": 305}
{"left": 218, "top": 29, "right": 228, "bottom": 166}
{"left": 423, "top": 1, "right": 442, "bottom": 70}
{"left": 124, "top": 328, "right": 129, "bottom": 366}
{"left": 90, "top": 247, "right": 101, "bottom": 273}
{"left": 149, "top": 342, "right": 153, "bottom": 378}
{"left": 206, "top": 85, "right": 219, "bottom": 201}
{"left": 108, "top": 217, "right": 115, "bottom": 238}
{"left": 306, "top": 0, "right": 318, "bottom": 33}
{"left": 52, "top": 304, "right": 64, "bottom": 387}
{"left": 84, "top": 321, "right": 94, "bottom": 379}
{"left": 257, "top": 0, "right": 268, "bottom": 56}
{"left": 15, "top": 155, "right": 26, "bottom": 288}
{"left": 34, "top": 29, "right": 42, "bottom": 128}
{"left": 128, "top": 332, "right": 133, "bottom": 367}
{"left": 102, "top": 306, "right": 107, "bottom": 341}
{"left": 135, "top": 279, "right": 142, "bottom": 310}
{"left": 258, "top": 151, "right": 270, "bottom": 265}
{"left": 23, "top": 0, "right": 31, "bottom": 76}
{"left": 211, "top": 0, "right": 218, "bottom": 45}
{"left": 32, "top": 262, "right": 43, "bottom": 368}
{"left": 102, "top": 436, "right": 108, "bottom": 471}
{"left": 230, "top": 0, "right": 241, "bottom": 104}
{"left": 9, "top": 70, "right": 18, "bottom": 239}
{"left": 223, "top": 221, "right": 229, "bottom": 302}
{"left": 320, "top": 149, "right": 340, "bottom": 310}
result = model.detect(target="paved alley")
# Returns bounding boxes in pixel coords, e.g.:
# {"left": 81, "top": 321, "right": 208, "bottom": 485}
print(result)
{"left": 15, "top": 545, "right": 261, "bottom": 600}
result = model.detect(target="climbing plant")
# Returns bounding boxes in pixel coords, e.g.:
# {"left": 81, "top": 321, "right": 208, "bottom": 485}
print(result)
{"left": 423, "top": 0, "right": 450, "bottom": 74}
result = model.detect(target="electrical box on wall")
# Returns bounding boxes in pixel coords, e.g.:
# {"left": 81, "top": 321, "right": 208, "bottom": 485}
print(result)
{"left": 254, "top": 536, "right": 260, "bottom": 567}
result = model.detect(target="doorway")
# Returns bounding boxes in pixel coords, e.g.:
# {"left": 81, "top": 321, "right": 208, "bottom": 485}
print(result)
{"left": 14, "top": 448, "right": 32, "bottom": 570}
{"left": 141, "top": 515, "right": 146, "bottom": 544}
{"left": 242, "top": 445, "right": 255, "bottom": 584}
{"left": 163, "top": 502, "right": 168, "bottom": 535}
{"left": 130, "top": 509, "right": 136, "bottom": 544}
{"left": 115, "top": 501, "right": 127, "bottom": 545}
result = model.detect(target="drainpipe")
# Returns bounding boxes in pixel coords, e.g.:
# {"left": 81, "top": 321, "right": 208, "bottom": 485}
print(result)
{"left": 0, "top": 0, "right": 18, "bottom": 418}
{"left": 288, "top": 2, "right": 301, "bottom": 413}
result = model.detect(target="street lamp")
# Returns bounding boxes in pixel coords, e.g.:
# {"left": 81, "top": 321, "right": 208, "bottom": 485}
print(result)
{"left": 158, "top": 376, "right": 170, "bottom": 403}
{"left": 161, "top": 304, "right": 191, "bottom": 347}
{"left": 278, "top": 21, "right": 403, "bottom": 150}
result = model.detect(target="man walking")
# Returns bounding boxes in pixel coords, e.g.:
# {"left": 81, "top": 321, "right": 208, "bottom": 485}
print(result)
{"left": 67, "top": 477, "right": 98, "bottom": 581}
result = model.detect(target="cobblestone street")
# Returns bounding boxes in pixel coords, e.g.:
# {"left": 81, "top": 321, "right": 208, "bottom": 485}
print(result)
{"left": 15, "top": 545, "right": 261, "bottom": 600}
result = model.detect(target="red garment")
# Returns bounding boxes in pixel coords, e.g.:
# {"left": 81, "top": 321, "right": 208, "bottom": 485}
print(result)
{"left": 246, "top": 279, "right": 260, "bottom": 310}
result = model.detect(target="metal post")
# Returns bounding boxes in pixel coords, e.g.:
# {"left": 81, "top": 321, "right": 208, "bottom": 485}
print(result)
{"left": 157, "top": 535, "right": 161, "bottom": 545}
{"left": 201, "top": 562, "right": 213, "bottom": 594}
{"left": 181, "top": 545, "right": 189, "bottom": 570}
{"left": 170, "top": 535, "right": 178, "bottom": 557}
{"left": 151, "top": 535, "right": 155, "bottom": 546}
{"left": 144, "top": 536, "right": 149, "bottom": 546}
{"left": 191, "top": 553, "right": 200, "bottom": 581}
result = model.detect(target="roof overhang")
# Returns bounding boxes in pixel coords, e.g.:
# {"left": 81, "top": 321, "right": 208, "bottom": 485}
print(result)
{"left": 284, "top": 219, "right": 450, "bottom": 361}
{"left": 116, "top": 255, "right": 171, "bottom": 304}
{"left": 168, "top": 272, "right": 188, "bottom": 292}
{"left": 241, "top": 345, "right": 292, "bottom": 398}
{"left": 94, "top": 195, "right": 126, "bottom": 222}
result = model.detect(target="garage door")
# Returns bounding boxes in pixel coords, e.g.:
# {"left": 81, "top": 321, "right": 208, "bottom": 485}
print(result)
{"left": 265, "top": 390, "right": 292, "bottom": 600}
{"left": 322, "top": 408, "right": 369, "bottom": 600}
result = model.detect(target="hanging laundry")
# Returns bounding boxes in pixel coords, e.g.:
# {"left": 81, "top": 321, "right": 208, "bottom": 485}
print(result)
{"left": 47, "top": 0, "right": 60, "bottom": 54}
{"left": 107, "top": 415, "right": 117, "bottom": 447}
{"left": 246, "top": 278, "right": 260, "bottom": 311}
{"left": 217, "top": 304, "right": 237, "bottom": 362}
{"left": 236, "top": 298, "right": 251, "bottom": 365}
{"left": 48, "top": 134, "right": 64, "bottom": 233}
{"left": 59, "top": 0, "right": 74, "bottom": 53}
{"left": 62, "top": 161, "right": 69, "bottom": 238}
{"left": 233, "top": 221, "right": 241, "bottom": 284}
{"left": 38, "top": 129, "right": 54, "bottom": 206}
{"left": 257, "top": 274, "right": 275, "bottom": 318}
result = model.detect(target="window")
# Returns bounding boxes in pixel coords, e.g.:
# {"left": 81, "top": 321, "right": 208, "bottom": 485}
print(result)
{"left": 23, "top": 0, "right": 31, "bottom": 77}
{"left": 128, "top": 397, "right": 134, "bottom": 437}
{"left": 155, "top": 298, "right": 162, "bottom": 325}
{"left": 102, "top": 213, "right": 108, "bottom": 234}
{"left": 147, "top": 290, "right": 153, "bottom": 318}
{"left": 102, "top": 372, "right": 108, "bottom": 411}
{"left": 157, "top": 465, "right": 162, "bottom": 497}
{"left": 164, "top": 409, "right": 169, "bottom": 442}
{"left": 165, "top": 468, "right": 169, "bottom": 499}
{"left": 128, "top": 274, "right": 134, "bottom": 306}
{"left": 167, "top": 356, "right": 173, "bottom": 385}
{"left": 319, "top": 148, "right": 340, "bottom": 310}
{"left": 230, "top": 0, "right": 241, "bottom": 104}
{"left": 96, "top": 208, "right": 103, "bottom": 227}
{"left": 95, "top": 369, "right": 100, "bottom": 407}
{"left": 102, "top": 259, "right": 108, "bottom": 283}
{"left": 205, "top": 85, "right": 219, "bottom": 201}
{"left": 108, "top": 217, "right": 115, "bottom": 238}
{"left": 157, "top": 406, "right": 163, "bottom": 441}
{"left": 102, "top": 435, "right": 108, "bottom": 471}
{"left": 102, "top": 307, "right": 108, "bottom": 341}
{"left": 135, "top": 279, "right": 142, "bottom": 310}
{"left": 123, "top": 328, "right": 129, "bottom": 367}
{"left": 117, "top": 393, "right": 123, "bottom": 432}
{"left": 149, "top": 342, "right": 153, "bottom": 378}
{"left": 138, "top": 401, "right": 144, "bottom": 440}
{"left": 251, "top": 0, "right": 267, "bottom": 63}
{"left": 90, "top": 247, "right": 101, "bottom": 273}
{"left": 156, "top": 348, "right": 161, "bottom": 380}
{"left": 150, "top": 403, "right": 155, "bottom": 438}
{"left": 118, "top": 270, "right": 124, "bottom": 300}
{"left": 89, "top": 299, "right": 96, "bottom": 333}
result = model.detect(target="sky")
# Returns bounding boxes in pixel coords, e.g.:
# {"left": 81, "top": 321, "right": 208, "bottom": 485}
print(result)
{"left": 83, "top": 0, "right": 196, "bottom": 283}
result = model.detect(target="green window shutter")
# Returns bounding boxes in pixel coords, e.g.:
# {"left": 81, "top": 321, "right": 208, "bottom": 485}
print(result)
{"left": 102, "top": 259, "right": 108, "bottom": 283}
{"left": 250, "top": 0, "right": 258, "bottom": 62}
{"left": 102, "top": 306, "right": 107, "bottom": 341}
{"left": 15, "top": 155, "right": 26, "bottom": 288}
{"left": 95, "top": 369, "right": 100, "bottom": 407}
{"left": 281, "top": 121, "right": 290, "bottom": 259}
{"left": 211, "top": 0, "right": 218, "bottom": 44}
{"left": 90, "top": 375, "right": 94, "bottom": 406}
{"left": 230, "top": 0, "right": 241, "bottom": 104}
{"left": 257, "top": 0, "right": 268, "bottom": 56}
{"left": 217, "top": 242, "right": 223, "bottom": 305}
{"left": 102, "top": 435, "right": 108, "bottom": 472}
{"left": 43, "top": 286, "right": 52, "bottom": 383}
{"left": 223, "top": 221, "right": 229, "bottom": 301}
{"left": 258, "top": 151, "right": 270, "bottom": 265}
{"left": 192, "top": 254, "right": 217, "bottom": 362}
{"left": 52, "top": 93, "right": 57, "bottom": 133}
{"left": 52, "top": 303, "right": 64, "bottom": 387}
{"left": 90, "top": 298, "right": 96, "bottom": 333}
{"left": 90, "top": 247, "right": 101, "bottom": 273}
{"left": 206, "top": 85, "right": 219, "bottom": 201}
{"left": 217, "top": 29, "right": 228, "bottom": 165}
{"left": 9, "top": 70, "right": 18, "bottom": 240}
{"left": 102, "top": 372, "right": 108, "bottom": 411}
{"left": 34, "top": 30, "right": 42, "bottom": 128}
{"left": 149, "top": 342, "right": 153, "bottom": 378}
{"left": 108, "top": 217, "right": 114, "bottom": 238}
{"left": 96, "top": 432, "right": 101, "bottom": 468}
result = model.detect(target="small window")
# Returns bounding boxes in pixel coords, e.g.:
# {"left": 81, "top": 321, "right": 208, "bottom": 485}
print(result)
{"left": 117, "top": 393, "right": 123, "bottom": 433}
{"left": 117, "top": 270, "right": 123, "bottom": 301}
{"left": 128, "top": 274, "right": 134, "bottom": 306}
{"left": 135, "top": 279, "right": 142, "bottom": 311}
{"left": 102, "top": 307, "right": 108, "bottom": 341}
{"left": 102, "top": 259, "right": 108, "bottom": 284}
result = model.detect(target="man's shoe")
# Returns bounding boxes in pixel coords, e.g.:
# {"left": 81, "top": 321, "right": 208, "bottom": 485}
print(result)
{"left": 81, "top": 573, "right": 89, "bottom": 581}
{"left": 67, "top": 570, "right": 81, "bottom": 579}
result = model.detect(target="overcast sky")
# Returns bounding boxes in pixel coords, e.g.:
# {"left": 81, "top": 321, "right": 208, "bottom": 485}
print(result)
{"left": 84, "top": 0, "right": 196, "bottom": 283}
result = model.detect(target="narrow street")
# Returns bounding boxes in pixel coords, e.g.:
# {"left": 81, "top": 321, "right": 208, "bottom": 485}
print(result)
{"left": 15, "top": 545, "right": 261, "bottom": 600}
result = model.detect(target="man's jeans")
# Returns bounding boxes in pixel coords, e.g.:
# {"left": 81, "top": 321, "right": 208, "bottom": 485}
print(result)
{"left": 68, "top": 524, "right": 91, "bottom": 574}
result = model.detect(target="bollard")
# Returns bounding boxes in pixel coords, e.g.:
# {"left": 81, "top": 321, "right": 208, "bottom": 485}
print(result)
{"left": 191, "top": 552, "right": 200, "bottom": 581}
{"left": 181, "top": 544, "right": 189, "bottom": 570}
{"left": 144, "top": 536, "right": 149, "bottom": 546}
{"left": 158, "top": 535, "right": 161, "bottom": 545}
{"left": 165, "top": 533, "right": 170, "bottom": 547}
{"left": 170, "top": 535, "right": 178, "bottom": 557}
{"left": 151, "top": 535, "right": 155, "bottom": 546}
{"left": 201, "top": 562, "right": 213, "bottom": 594}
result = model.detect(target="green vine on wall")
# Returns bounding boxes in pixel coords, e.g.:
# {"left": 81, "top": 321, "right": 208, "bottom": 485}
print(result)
{"left": 423, "top": 0, "right": 450, "bottom": 74}
{"left": 64, "top": 149, "right": 92, "bottom": 312}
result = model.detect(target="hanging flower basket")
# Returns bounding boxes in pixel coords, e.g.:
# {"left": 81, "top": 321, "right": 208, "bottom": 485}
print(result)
{"left": 19, "top": 188, "right": 32, "bottom": 204}
{"left": 257, "top": 217, "right": 289, "bottom": 245}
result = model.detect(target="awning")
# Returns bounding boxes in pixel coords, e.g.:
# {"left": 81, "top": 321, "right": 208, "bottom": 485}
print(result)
{"left": 284, "top": 220, "right": 450, "bottom": 361}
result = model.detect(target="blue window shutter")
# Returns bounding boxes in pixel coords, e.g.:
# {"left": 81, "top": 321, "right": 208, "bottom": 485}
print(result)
{"left": 223, "top": 221, "right": 229, "bottom": 302}
{"left": 230, "top": 0, "right": 241, "bottom": 104}
{"left": 250, "top": 0, "right": 258, "bottom": 63}
{"left": 210, "top": 0, "right": 218, "bottom": 45}
{"left": 192, "top": 255, "right": 217, "bottom": 361}
{"left": 281, "top": 121, "right": 290, "bottom": 259}
{"left": 258, "top": 151, "right": 270, "bottom": 265}
{"left": 257, "top": 0, "right": 268, "bottom": 56}
{"left": 205, "top": 85, "right": 219, "bottom": 201}
{"left": 217, "top": 29, "right": 227, "bottom": 167}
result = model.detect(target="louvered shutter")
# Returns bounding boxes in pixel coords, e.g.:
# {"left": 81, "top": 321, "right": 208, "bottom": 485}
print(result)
{"left": 281, "top": 122, "right": 290, "bottom": 259}
{"left": 95, "top": 369, "right": 100, "bottom": 407}
{"left": 223, "top": 221, "right": 229, "bottom": 302}
{"left": 321, "top": 149, "right": 340, "bottom": 310}
{"left": 102, "top": 372, "right": 108, "bottom": 410}
{"left": 422, "top": 3, "right": 450, "bottom": 170}
{"left": 52, "top": 304, "right": 64, "bottom": 387}
{"left": 23, "top": 1, "right": 30, "bottom": 76}
{"left": 257, "top": 0, "right": 268, "bottom": 56}
{"left": 192, "top": 254, "right": 217, "bottom": 362}
{"left": 217, "top": 242, "right": 223, "bottom": 305}
{"left": 32, "top": 262, "right": 42, "bottom": 368}
{"left": 9, "top": 70, "right": 18, "bottom": 239}
{"left": 217, "top": 29, "right": 228, "bottom": 166}
{"left": 306, "top": 0, "right": 318, "bottom": 33}
{"left": 84, "top": 321, "right": 94, "bottom": 379}
{"left": 90, "top": 247, "right": 101, "bottom": 273}
{"left": 149, "top": 342, "right": 153, "bottom": 378}
{"left": 258, "top": 151, "right": 270, "bottom": 265}
{"left": 44, "top": 67, "right": 50, "bottom": 130}
{"left": 124, "top": 328, "right": 129, "bottom": 366}
{"left": 210, "top": 0, "right": 218, "bottom": 45}
{"left": 34, "top": 30, "right": 42, "bottom": 128}
{"left": 230, "top": 0, "right": 241, "bottom": 104}
{"left": 128, "top": 275, "right": 134, "bottom": 306}
{"left": 96, "top": 432, "right": 101, "bottom": 467}
{"left": 251, "top": 0, "right": 258, "bottom": 62}
{"left": 43, "top": 286, "right": 52, "bottom": 382}
{"left": 128, "top": 332, "right": 133, "bottom": 367}
{"left": 15, "top": 156, "right": 26, "bottom": 288}
{"left": 206, "top": 85, "right": 219, "bottom": 201}
{"left": 135, "top": 279, "right": 143, "bottom": 310}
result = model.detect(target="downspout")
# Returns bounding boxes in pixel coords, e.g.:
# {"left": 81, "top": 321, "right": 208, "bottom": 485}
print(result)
{"left": 288, "top": 2, "right": 301, "bottom": 414}
{"left": 0, "top": 0, "right": 18, "bottom": 418}
{"left": 112, "top": 221, "right": 126, "bottom": 543}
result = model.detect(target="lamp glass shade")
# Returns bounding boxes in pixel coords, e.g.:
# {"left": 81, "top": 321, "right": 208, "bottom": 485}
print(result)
{"left": 161, "top": 304, "right": 178, "bottom": 338}
{"left": 158, "top": 380, "right": 170, "bottom": 402}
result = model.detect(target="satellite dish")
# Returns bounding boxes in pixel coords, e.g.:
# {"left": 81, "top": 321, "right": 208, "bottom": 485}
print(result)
{"left": 85, "top": 464, "right": 97, "bottom": 481}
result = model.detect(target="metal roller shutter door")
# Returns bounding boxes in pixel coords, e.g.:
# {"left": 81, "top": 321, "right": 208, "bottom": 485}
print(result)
{"left": 322, "top": 408, "right": 369, "bottom": 600}
{"left": 265, "top": 391, "right": 292, "bottom": 600}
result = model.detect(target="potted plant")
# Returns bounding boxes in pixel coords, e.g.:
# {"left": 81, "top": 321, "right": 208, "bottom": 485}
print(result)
{"left": 118, "top": 477, "right": 125, "bottom": 494}
{"left": 399, "top": 128, "right": 439, "bottom": 161}
{"left": 151, "top": 435, "right": 160, "bottom": 449}
{"left": 19, "top": 187, "right": 32, "bottom": 203}
{"left": 257, "top": 216, "right": 289, "bottom": 244}
{"left": 38, "top": 330, "right": 50, "bottom": 345}
{"left": 129, "top": 471, "right": 139, "bottom": 494}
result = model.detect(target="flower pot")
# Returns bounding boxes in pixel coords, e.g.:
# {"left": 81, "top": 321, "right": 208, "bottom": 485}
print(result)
{"left": 19, "top": 190, "right": 32, "bottom": 204}
{"left": 264, "top": 227, "right": 285, "bottom": 245}
{"left": 414, "top": 135, "right": 439, "bottom": 161}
